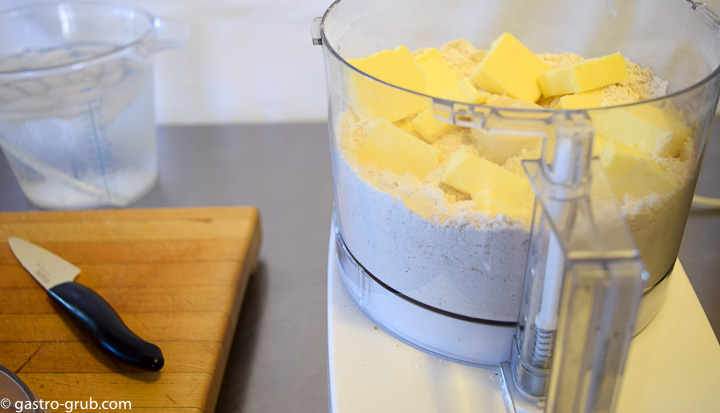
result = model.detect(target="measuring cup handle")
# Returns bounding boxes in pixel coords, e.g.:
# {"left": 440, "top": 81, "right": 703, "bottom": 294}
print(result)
{"left": 141, "top": 17, "right": 189, "bottom": 54}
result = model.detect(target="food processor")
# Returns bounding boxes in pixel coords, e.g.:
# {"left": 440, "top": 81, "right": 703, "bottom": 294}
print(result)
{"left": 313, "top": 0, "right": 720, "bottom": 411}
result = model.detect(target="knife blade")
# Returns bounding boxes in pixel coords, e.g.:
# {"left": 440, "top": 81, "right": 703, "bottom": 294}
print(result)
{"left": 8, "top": 237, "right": 164, "bottom": 371}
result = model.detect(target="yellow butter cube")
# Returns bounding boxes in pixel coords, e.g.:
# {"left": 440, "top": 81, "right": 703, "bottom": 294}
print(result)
{"left": 600, "top": 140, "right": 679, "bottom": 199}
{"left": 411, "top": 78, "right": 490, "bottom": 143}
{"left": 414, "top": 48, "right": 461, "bottom": 98}
{"left": 446, "top": 78, "right": 491, "bottom": 104}
{"left": 469, "top": 95, "right": 544, "bottom": 164}
{"left": 538, "top": 52, "right": 629, "bottom": 98}
{"left": 394, "top": 117, "right": 421, "bottom": 139}
{"left": 591, "top": 104, "right": 691, "bottom": 158}
{"left": 472, "top": 192, "right": 533, "bottom": 222}
{"left": 346, "top": 46, "right": 428, "bottom": 122}
{"left": 471, "top": 33, "right": 550, "bottom": 103}
{"left": 592, "top": 134, "right": 609, "bottom": 157}
{"left": 557, "top": 89, "right": 605, "bottom": 109}
{"left": 357, "top": 118, "right": 440, "bottom": 179}
{"left": 441, "top": 147, "right": 533, "bottom": 207}
{"left": 411, "top": 109, "right": 448, "bottom": 143}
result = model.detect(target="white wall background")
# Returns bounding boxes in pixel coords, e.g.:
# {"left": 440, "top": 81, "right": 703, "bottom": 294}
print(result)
{"left": 1, "top": 0, "right": 720, "bottom": 125}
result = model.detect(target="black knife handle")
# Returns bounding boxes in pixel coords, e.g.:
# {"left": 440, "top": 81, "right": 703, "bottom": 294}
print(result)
{"left": 48, "top": 282, "right": 164, "bottom": 371}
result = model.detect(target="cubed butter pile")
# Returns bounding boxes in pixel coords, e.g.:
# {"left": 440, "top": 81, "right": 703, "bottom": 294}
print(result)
{"left": 538, "top": 52, "right": 629, "bottom": 97}
{"left": 441, "top": 147, "right": 533, "bottom": 222}
{"left": 411, "top": 79, "right": 490, "bottom": 143}
{"left": 357, "top": 118, "right": 441, "bottom": 179}
{"left": 592, "top": 104, "right": 691, "bottom": 158}
{"left": 599, "top": 139, "right": 679, "bottom": 198}
{"left": 344, "top": 33, "right": 688, "bottom": 222}
{"left": 471, "top": 32, "right": 551, "bottom": 103}
{"left": 346, "top": 46, "right": 428, "bottom": 122}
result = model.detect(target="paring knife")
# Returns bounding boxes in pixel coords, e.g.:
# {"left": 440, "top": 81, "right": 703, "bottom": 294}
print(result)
{"left": 8, "top": 237, "right": 164, "bottom": 371}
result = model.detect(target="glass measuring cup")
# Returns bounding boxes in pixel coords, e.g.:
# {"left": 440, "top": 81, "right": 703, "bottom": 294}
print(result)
{"left": 0, "top": 365, "right": 47, "bottom": 412}
{"left": 0, "top": 2, "right": 188, "bottom": 209}
{"left": 315, "top": 0, "right": 720, "bottom": 366}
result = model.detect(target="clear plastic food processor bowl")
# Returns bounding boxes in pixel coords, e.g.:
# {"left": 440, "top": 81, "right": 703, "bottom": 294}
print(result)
{"left": 317, "top": 0, "right": 720, "bottom": 355}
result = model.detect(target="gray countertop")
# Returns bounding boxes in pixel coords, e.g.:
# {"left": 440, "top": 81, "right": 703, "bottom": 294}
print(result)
{"left": 0, "top": 121, "right": 718, "bottom": 412}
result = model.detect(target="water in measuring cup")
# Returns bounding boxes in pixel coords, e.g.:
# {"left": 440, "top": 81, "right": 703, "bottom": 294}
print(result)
{"left": 0, "top": 44, "right": 158, "bottom": 209}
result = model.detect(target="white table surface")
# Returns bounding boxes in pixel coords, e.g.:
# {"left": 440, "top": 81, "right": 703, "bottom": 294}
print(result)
{"left": 328, "top": 231, "right": 720, "bottom": 413}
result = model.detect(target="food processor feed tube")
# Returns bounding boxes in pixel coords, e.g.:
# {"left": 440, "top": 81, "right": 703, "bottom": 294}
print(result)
{"left": 437, "top": 102, "right": 648, "bottom": 410}
{"left": 508, "top": 112, "right": 647, "bottom": 413}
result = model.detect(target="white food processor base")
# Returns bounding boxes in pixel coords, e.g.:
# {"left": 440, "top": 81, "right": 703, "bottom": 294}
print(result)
{"left": 327, "top": 231, "right": 720, "bottom": 413}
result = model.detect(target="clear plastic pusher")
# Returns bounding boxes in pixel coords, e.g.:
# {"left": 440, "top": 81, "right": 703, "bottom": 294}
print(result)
{"left": 435, "top": 100, "right": 649, "bottom": 412}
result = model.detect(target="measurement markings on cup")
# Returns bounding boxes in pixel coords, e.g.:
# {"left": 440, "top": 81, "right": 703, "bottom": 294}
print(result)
{"left": 81, "top": 92, "right": 116, "bottom": 199}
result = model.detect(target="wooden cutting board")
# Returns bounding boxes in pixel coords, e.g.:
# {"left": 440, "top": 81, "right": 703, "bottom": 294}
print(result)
{"left": 0, "top": 207, "right": 262, "bottom": 413}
